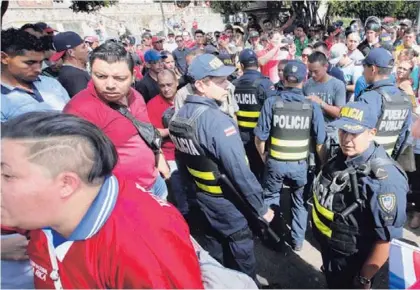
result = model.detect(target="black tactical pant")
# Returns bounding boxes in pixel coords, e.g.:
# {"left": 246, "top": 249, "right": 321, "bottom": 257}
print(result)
{"left": 192, "top": 194, "right": 256, "bottom": 281}
{"left": 244, "top": 140, "right": 265, "bottom": 182}
{"left": 319, "top": 240, "right": 371, "bottom": 289}
{"left": 407, "top": 154, "right": 420, "bottom": 211}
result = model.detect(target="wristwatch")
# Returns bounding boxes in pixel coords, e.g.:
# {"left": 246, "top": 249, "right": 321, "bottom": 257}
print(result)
{"left": 356, "top": 275, "right": 371, "bottom": 286}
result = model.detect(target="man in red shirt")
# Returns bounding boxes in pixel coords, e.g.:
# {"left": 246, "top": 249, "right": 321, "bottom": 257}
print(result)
{"left": 182, "top": 31, "right": 195, "bottom": 49}
{"left": 64, "top": 41, "right": 169, "bottom": 199}
{"left": 147, "top": 69, "right": 188, "bottom": 214}
{"left": 257, "top": 31, "right": 289, "bottom": 83}
{"left": 1, "top": 111, "right": 203, "bottom": 289}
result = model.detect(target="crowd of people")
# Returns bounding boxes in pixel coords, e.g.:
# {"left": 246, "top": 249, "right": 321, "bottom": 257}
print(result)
{"left": 1, "top": 13, "right": 420, "bottom": 289}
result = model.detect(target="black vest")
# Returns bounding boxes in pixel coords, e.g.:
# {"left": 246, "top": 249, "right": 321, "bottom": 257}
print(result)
{"left": 234, "top": 78, "right": 265, "bottom": 131}
{"left": 168, "top": 106, "right": 224, "bottom": 196}
{"left": 369, "top": 85, "right": 411, "bottom": 156}
{"left": 269, "top": 99, "right": 312, "bottom": 161}
{"left": 312, "top": 146, "right": 407, "bottom": 256}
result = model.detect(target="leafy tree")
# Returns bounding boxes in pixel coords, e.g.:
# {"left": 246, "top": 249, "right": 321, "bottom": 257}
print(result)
{"left": 328, "top": 0, "right": 418, "bottom": 24}
{"left": 67, "top": 1, "right": 117, "bottom": 13}
{"left": 209, "top": 1, "right": 253, "bottom": 15}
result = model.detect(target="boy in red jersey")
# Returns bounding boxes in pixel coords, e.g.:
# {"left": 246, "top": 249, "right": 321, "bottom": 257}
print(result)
{"left": 1, "top": 112, "right": 203, "bottom": 289}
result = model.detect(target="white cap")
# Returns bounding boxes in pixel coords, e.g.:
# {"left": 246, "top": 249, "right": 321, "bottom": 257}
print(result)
{"left": 329, "top": 43, "right": 348, "bottom": 65}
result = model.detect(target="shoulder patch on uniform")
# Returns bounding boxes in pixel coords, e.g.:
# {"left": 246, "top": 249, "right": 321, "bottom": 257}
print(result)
{"left": 378, "top": 193, "right": 396, "bottom": 213}
{"left": 224, "top": 126, "right": 237, "bottom": 137}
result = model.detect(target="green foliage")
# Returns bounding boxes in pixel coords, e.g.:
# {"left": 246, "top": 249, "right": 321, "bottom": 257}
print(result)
{"left": 66, "top": 1, "right": 117, "bottom": 13}
{"left": 209, "top": 1, "right": 253, "bottom": 15}
{"left": 328, "top": 0, "right": 418, "bottom": 23}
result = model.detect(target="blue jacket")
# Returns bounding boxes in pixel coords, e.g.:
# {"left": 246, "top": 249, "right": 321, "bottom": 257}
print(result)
{"left": 254, "top": 87, "right": 326, "bottom": 146}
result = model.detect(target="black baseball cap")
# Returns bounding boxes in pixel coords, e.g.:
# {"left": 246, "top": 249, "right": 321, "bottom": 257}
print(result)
{"left": 50, "top": 31, "right": 83, "bottom": 62}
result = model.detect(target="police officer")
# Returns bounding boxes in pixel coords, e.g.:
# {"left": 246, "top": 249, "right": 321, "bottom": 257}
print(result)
{"left": 233, "top": 48, "right": 277, "bottom": 181}
{"left": 254, "top": 60, "right": 326, "bottom": 251}
{"left": 357, "top": 19, "right": 381, "bottom": 57}
{"left": 169, "top": 54, "right": 274, "bottom": 280}
{"left": 312, "top": 102, "right": 408, "bottom": 289}
{"left": 357, "top": 47, "right": 412, "bottom": 159}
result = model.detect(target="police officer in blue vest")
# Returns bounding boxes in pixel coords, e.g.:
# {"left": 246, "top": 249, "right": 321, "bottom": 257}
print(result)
{"left": 254, "top": 60, "right": 326, "bottom": 251}
{"left": 233, "top": 48, "right": 277, "bottom": 181}
{"left": 356, "top": 47, "right": 412, "bottom": 159}
{"left": 312, "top": 102, "right": 408, "bottom": 288}
{"left": 169, "top": 54, "right": 274, "bottom": 280}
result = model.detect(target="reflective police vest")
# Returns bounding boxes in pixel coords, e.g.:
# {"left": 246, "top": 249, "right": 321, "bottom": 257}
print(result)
{"left": 311, "top": 162, "right": 360, "bottom": 256}
{"left": 168, "top": 106, "right": 224, "bottom": 196}
{"left": 234, "top": 78, "right": 265, "bottom": 131}
{"left": 372, "top": 87, "right": 411, "bottom": 156}
{"left": 311, "top": 150, "right": 407, "bottom": 256}
{"left": 269, "top": 99, "right": 312, "bottom": 161}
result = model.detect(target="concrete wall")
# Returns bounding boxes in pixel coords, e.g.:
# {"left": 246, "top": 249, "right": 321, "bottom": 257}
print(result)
{"left": 2, "top": 0, "right": 225, "bottom": 40}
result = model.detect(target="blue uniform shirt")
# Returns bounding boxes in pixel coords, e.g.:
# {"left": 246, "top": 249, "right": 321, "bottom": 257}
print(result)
{"left": 177, "top": 95, "right": 268, "bottom": 219}
{"left": 356, "top": 78, "right": 412, "bottom": 154}
{"left": 233, "top": 69, "right": 277, "bottom": 144}
{"left": 254, "top": 87, "right": 326, "bottom": 146}
{"left": 344, "top": 143, "right": 407, "bottom": 241}
{"left": 233, "top": 69, "right": 277, "bottom": 99}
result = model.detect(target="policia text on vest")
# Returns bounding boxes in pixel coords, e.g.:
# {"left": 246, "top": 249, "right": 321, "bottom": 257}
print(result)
{"left": 269, "top": 100, "right": 312, "bottom": 161}
{"left": 234, "top": 79, "right": 264, "bottom": 130}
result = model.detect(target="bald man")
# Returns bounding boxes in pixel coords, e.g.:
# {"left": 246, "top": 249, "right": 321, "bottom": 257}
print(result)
{"left": 146, "top": 69, "right": 187, "bottom": 214}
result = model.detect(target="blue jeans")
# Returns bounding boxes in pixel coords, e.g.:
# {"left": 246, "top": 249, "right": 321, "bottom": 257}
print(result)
{"left": 151, "top": 174, "right": 168, "bottom": 200}
{"left": 262, "top": 159, "right": 309, "bottom": 246}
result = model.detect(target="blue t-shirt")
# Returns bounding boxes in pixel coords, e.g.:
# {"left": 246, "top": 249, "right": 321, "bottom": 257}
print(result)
{"left": 303, "top": 77, "right": 346, "bottom": 123}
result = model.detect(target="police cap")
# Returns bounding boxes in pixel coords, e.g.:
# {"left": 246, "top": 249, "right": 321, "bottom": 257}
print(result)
{"left": 283, "top": 60, "right": 307, "bottom": 83}
{"left": 330, "top": 102, "right": 377, "bottom": 134}
{"left": 188, "top": 53, "right": 235, "bottom": 80}
{"left": 363, "top": 47, "right": 394, "bottom": 68}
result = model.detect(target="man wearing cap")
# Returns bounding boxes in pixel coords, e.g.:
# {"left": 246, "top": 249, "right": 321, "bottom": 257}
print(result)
{"left": 254, "top": 60, "right": 326, "bottom": 251}
{"left": 135, "top": 49, "right": 165, "bottom": 103}
{"left": 357, "top": 47, "right": 412, "bottom": 158}
{"left": 247, "top": 31, "right": 264, "bottom": 52}
{"left": 152, "top": 36, "right": 165, "bottom": 52}
{"left": 329, "top": 43, "right": 364, "bottom": 102}
{"left": 169, "top": 53, "right": 274, "bottom": 280}
{"left": 358, "top": 20, "right": 381, "bottom": 57}
{"left": 52, "top": 31, "right": 90, "bottom": 98}
{"left": 312, "top": 101, "right": 408, "bottom": 288}
{"left": 393, "top": 19, "right": 411, "bottom": 48}
{"left": 233, "top": 48, "right": 277, "bottom": 181}
{"left": 34, "top": 22, "right": 56, "bottom": 36}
